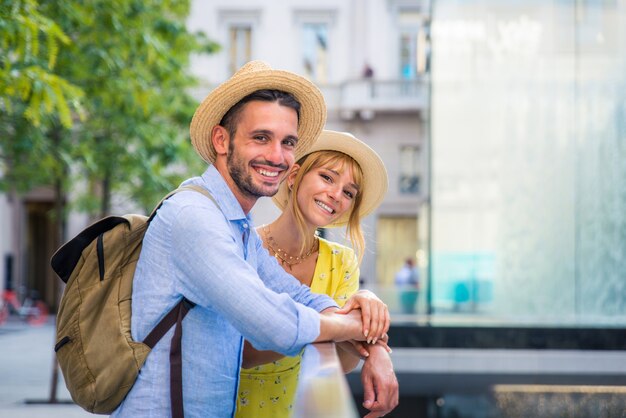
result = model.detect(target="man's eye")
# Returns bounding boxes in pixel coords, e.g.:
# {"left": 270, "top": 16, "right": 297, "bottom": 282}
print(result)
{"left": 254, "top": 135, "right": 268, "bottom": 141}
{"left": 283, "top": 139, "right": 297, "bottom": 147}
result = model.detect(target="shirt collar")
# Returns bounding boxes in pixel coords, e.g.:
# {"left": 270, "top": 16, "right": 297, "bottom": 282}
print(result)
{"left": 182, "top": 165, "right": 251, "bottom": 222}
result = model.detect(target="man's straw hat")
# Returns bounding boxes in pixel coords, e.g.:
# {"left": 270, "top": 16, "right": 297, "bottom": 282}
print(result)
{"left": 272, "top": 130, "right": 388, "bottom": 227}
{"left": 190, "top": 61, "right": 327, "bottom": 163}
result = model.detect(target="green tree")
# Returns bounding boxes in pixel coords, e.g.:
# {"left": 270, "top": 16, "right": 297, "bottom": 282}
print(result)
{"left": 42, "top": 0, "right": 218, "bottom": 217}
{"left": 1, "top": 2, "right": 87, "bottom": 403}
{"left": 0, "top": 0, "right": 84, "bottom": 197}
{"left": 0, "top": 0, "right": 83, "bottom": 128}
{"left": 1, "top": 0, "right": 219, "bottom": 310}
{"left": 2, "top": 0, "right": 218, "bottom": 402}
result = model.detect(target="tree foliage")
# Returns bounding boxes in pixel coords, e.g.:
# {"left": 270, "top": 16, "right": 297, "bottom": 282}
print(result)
{"left": 1, "top": 0, "right": 219, "bottom": 215}
{"left": 45, "top": 0, "right": 218, "bottom": 215}
{"left": 0, "top": 0, "right": 84, "bottom": 128}
{"left": 0, "top": 0, "right": 84, "bottom": 201}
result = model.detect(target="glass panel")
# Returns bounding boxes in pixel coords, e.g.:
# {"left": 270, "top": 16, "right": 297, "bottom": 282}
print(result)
{"left": 429, "top": 0, "right": 626, "bottom": 326}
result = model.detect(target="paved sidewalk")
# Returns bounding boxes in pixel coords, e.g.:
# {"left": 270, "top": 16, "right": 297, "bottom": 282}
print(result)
{"left": 0, "top": 319, "right": 91, "bottom": 418}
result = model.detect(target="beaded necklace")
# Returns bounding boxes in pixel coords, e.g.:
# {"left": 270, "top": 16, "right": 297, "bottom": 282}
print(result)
{"left": 262, "top": 225, "right": 318, "bottom": 271}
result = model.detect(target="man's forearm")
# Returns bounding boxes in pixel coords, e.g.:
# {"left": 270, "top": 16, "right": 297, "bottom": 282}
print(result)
{"left": 315, "top": 309, "right": 365, "bottom": 343}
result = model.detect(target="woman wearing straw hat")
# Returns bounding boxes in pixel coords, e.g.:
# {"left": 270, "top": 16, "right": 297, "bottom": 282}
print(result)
{"left": 236, "top": 131, "right": 398, "bottom": 418}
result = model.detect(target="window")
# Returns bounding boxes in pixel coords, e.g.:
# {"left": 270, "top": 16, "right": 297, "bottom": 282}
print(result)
{"left": 219, "top": 9, "right": 260, "bottom": 76}
{"left": 229, "top": 25, "right": 252, "bottom": 75}
{"left": 399, "top": 145, "right": 420, "bottom": 194}
{"left": 301, "top": 23, "right": 328, "bottom": 83}
{"left": 398, "top": 10, "right": 430, "bottom": 79}
{"left": 294, "top": 9, "right": 335, "bottom": 83}
{"left": 400, "top": 31, "right": 418, "bottom": 79}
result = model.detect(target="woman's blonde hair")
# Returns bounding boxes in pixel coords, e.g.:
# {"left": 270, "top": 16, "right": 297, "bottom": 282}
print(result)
{"left": 286, "top": 150, "right": 366, "bottom": 264}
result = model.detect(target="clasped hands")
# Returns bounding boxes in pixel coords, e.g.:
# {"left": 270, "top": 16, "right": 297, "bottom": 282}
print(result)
{"left": 332, "top": 289, "right": 391, "bottom": 347}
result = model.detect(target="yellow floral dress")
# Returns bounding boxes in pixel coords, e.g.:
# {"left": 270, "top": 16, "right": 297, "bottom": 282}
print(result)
{"left": 235, "top": 238, "right": 360, "bottom": 418}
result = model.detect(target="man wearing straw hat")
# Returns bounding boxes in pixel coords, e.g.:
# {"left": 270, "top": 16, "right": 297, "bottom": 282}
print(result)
{"left": 112, "top": 61, "right": 390, "bottom": 417}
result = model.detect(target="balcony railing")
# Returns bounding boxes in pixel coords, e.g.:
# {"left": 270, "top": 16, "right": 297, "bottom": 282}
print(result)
{"left": 334, "top": 78, "right": 429, "bottom": 117}
{"left": 293, "top": 342, "right": 359, "bottom": 418}
{"left": 193, "top": 77, "right": 429, "bottom": 118}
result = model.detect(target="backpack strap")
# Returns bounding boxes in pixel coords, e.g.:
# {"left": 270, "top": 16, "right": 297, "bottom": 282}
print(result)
{"left": 169, "top": 298, "right": 192, "bottom": 418}
{"left": 142, "top": 298, "right": 196, "bottom": 349}
{"left": 142, "top": 298, "right": 196, "bottom": 418}
{"left": 51, "top": 185, "right": 218, "bottom": 285}
{"left": 147, "top": 184, "right": 219, "bottom": 223}
{"left": 142, "top": 184, "right": 218, "bottom": 418}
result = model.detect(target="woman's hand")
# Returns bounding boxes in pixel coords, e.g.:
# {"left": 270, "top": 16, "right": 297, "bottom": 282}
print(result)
{"left": 336, "top": 290, "right": 390, "bottom": 344}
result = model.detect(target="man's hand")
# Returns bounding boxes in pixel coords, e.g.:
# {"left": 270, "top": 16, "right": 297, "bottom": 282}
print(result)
{"left": 336, "top": 290, "right": 390, "bottom": 344}
{"left": 361, "top": 343, "right": 398, "bottom": 417}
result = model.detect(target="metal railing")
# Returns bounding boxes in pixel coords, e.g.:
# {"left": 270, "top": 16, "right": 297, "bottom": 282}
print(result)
{"left": 293, "top": 342, "right": 359, "bottom": 418}
{"left": 192, "top": 78, "right": 429, "bottom": 116}
{"left": 337, "top": 78, "right": 429, "bottom": 114}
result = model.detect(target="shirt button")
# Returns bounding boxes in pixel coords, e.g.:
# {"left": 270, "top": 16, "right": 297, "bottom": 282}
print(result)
{"left": 243, "top": 223, "right": 248, "bottom": 229}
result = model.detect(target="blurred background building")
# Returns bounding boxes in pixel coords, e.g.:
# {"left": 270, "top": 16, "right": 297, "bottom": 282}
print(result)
{"left": 1, "top": 0, "right": 626, "bottom": 417}
{"left": 186, "top": 0, "right": 431, "bottom": 291}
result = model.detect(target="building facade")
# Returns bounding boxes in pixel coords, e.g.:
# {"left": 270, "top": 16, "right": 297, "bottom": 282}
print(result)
{"left": 186, "top": 0, "right": 431, "bottom": 287}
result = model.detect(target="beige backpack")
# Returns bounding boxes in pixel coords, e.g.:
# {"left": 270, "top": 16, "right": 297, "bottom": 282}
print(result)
{"left": 51, "top": 185, "right": 216, "bottom": 417}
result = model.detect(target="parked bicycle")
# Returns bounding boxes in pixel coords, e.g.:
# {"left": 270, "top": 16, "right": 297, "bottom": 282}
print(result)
{"left": 0, "top": 287, "right": 49, "bottom": 326}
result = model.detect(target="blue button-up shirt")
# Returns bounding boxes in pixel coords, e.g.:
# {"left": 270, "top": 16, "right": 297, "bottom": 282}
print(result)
{"left": 112, "top": 165, "right": 337, "bottom": 418}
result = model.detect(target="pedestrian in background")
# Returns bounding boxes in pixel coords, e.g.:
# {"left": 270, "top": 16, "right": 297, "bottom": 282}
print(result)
{"left": 395, "top": 257, "right": 420, "bottom": 314}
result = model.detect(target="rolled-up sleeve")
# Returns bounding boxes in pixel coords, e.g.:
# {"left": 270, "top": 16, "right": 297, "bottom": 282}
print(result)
{"left": 169, "top": 201, "right": 320, "bottom": 356}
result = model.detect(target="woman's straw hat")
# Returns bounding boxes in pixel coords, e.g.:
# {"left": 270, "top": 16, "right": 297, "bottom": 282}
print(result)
{"left": 272, "top": 130, "right": 388, "bottom": 227}
{"left": 190, "top": 61, "right": 327, "bottom": 163}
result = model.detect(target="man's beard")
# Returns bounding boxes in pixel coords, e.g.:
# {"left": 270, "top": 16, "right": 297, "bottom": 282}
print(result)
{"left": 227, "top": 143, "right": 287, "bottom": 199}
